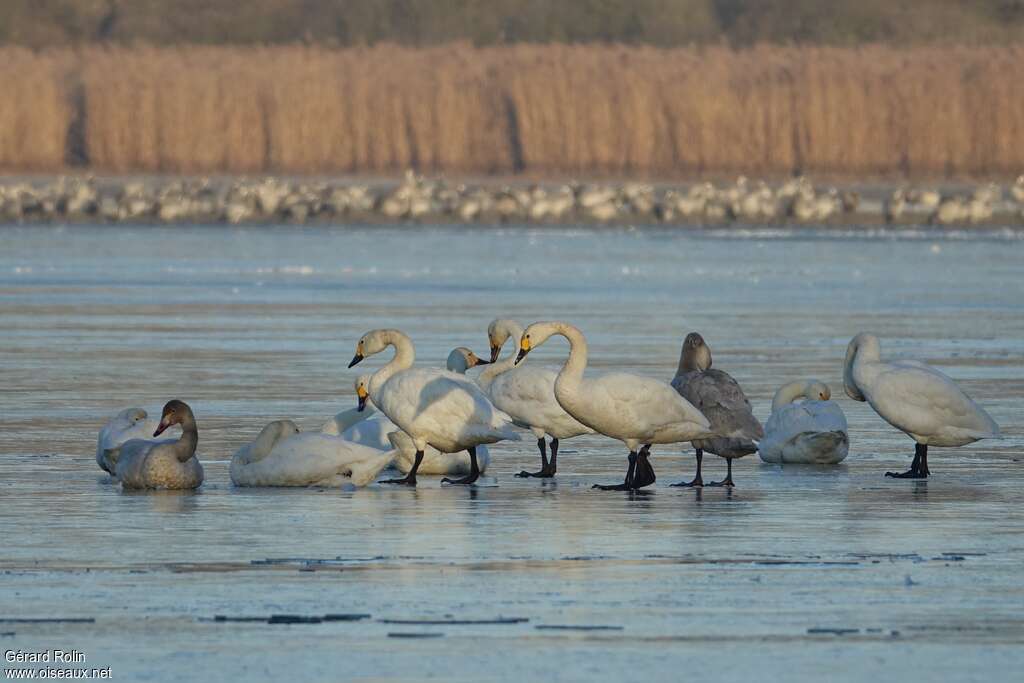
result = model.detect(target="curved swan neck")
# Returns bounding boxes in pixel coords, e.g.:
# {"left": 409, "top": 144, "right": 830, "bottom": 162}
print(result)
{"left": 549, "top": 322, "right": 588, "bottom": 391}
{"left": 173, "top": 414, "right": 198, "bottom": 462}
{"left": 479, "top": 320, "right": 526, "bottom": 388}
{"left": 844, "top": 333, "right": 880, "bottom": 401}
{"left": 772, "top": 381, "right": 811, "bottom": 413}
{"left": 369, "top": 330, "right": 415, "bottom": 395}
{"left": 678, "top": 342, "right": 712, "bottom": 374}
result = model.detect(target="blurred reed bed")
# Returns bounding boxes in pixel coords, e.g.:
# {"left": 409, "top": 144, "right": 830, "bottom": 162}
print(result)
{"left": 2, "top": 43, "right": 1023, "bottom": 176}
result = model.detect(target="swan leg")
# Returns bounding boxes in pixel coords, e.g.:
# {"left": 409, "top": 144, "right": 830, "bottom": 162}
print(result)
{"left": 886, "top": 444, "right": 929, "bottom": 479}
{"left": 630, "top": 444, "right": 656, "bottom": 488}
{"left": 593, "top": 451, "right": 636, "bottom": 491}
{"left": 516, "top": 437, "right": 556, "bottom": 478}
{"left": 381, "top": 450, "right": 423, "bottom": 486}
{"left": 442, "top": 447, "right": 481, "bottom": 486}
{"left": 707, "top": 457, "right": 735, "bottom": 487}
{"left": 671, "top": 448, "right": 704, "bottom": 487}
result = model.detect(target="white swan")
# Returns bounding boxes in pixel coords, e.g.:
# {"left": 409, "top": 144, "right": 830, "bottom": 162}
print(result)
{"left": 230, "top": 419, "right": 397, "bottom": 487}
{"left": 514, "top": 321, "right": 714, "bottom": 490}
{"left": 341, "top": 373, "right": 493, "bottom": 476}
{"left": 844, "top": 333, "right": 1000, "bottom": 478}
{"left": 348, "top": 329, "right": 518, "bottom": 486}
{"left": 759, "top": 380, "right": 849, "bottom": 464}
{"left": 479, "top": 318, "right": 593, "bottom": 477}
{"left": 670, "top": 333, "right": 764, "bottom": 487}
{"left": 96, "top": 407, "right": 179, "bottom": 475}
{"left": 115, "top": 400, "right": 204, "bottom": 490}
{"left": 322, "top": 347, "right": 491, "bottom": 449}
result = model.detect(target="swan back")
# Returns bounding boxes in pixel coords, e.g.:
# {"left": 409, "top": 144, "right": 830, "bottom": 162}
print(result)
{"left": 844, "top": 333, "right": 999, "bottom": 446}
{"left": 234, "top": 420, "right": 300, "bottom": 465}
{"left": 96, "top": 407, "right": 159, "bottom": 474}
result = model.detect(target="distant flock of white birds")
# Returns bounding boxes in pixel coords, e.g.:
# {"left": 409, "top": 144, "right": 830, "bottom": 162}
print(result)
{"left": 8, "top": 173, "right": 1024, "bottom": 226}
{"left": 97, "top": 323, "right": 1001, "bottom": 491}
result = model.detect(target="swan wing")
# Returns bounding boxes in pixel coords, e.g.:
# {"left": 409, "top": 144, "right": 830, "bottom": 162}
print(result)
{"left": 379, "top": 369, "right": 517, "bottom": 445}
{"left": 593, "top": 372, "right": 709, "bottom": 433}
{"left": 232, "top": 433, "right": 392, "bottom": 486}
{"left": 675, "top": 369, "right": 763, "bottom": 440}
{"left": 868, "top": 363, "right": 999, "bottom": 442}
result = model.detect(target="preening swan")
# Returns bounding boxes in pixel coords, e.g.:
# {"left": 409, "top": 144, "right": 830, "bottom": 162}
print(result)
{"left": 480, "top": 318, "right": 593, "bottom": 478}
{"left": 96, "top": 407, "right": 178, "bottom": 475}
{"left": 844, "top": 333, "right": 1000, "bottom": 478}
{"left": 759, "top": 380, "right": 849, "bottom": 464}
{"left": 230, "top": 419, "right": 396, "bottom": 487}
{"left": 514, "top": 321, "right": 713, "bottom": 490}
{"left": 348, "top": 329, "right": 518, "bottom": 486}
{"left": 670, "top": 333, "right": 763, "bottom": 487}
{"left": 115, "top": 400, "right": 204, "bottom": 490}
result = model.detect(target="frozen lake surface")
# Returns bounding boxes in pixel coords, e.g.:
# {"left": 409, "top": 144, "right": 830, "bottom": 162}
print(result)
{"left": 1, "top": 224, "right": 1023, "bottom": 681}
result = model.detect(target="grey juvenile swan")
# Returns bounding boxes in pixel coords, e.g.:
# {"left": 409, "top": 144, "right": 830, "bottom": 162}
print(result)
{"left": 670, "top": 333, "right": 763, "bottom": 487}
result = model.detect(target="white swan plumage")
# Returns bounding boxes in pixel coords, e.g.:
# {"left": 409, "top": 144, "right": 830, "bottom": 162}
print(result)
{"left": 515, "top": 321, "right": 713, "bottom": 490}
{"left": 348, "top": 330, "right": 517, "bottom": 485}
{"left": 479, "top": 318, "right": 593, "bottom": 477}
{"left": 844, "top": 332, "right": 1000, "bottom": 477}
{"left": 230, "top": 419, "right": 397, "bottom": 487}
{"left": 759, "top": 380, "right": 849, "bottom": 464}
{"left": 115, "top": 400, "right": 204, "bottom": 490}
{"left": 96, "top": 407, "right": 178, "bottom": 474}
{"left": 334, "top": 370, "right": 492, "bottom": 476}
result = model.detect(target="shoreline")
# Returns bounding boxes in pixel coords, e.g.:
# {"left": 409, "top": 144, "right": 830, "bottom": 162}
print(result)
{"left": 2, "top": 174, "right": 1023, "bottom": 228}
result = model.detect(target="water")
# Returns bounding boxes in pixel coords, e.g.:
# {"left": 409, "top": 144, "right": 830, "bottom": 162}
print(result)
{"left": 1, "top": 224, "right": 1023, "bottom": 682}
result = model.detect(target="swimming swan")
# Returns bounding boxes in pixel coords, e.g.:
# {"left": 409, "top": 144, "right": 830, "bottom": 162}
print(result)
{"left": 480, "top": 318, "right": 593, "bottom": 478}
{"left": 348, "top": 329, "right": 518, "bottom": 486}
{"left": 759, "top": 380, "right": 849, "bottom": 464}
{"left": 844, "top": 332, "right": 1000, "bottom": 478}
{"left": 96, "top": 407, "right": 178, "bottom": 475}
{"left": 514, "top": 321, "right": 714, "bottom": 490}
{"left": 230, "top": 419, "right": 397, "bottom": 487}
{"left": 115, "top": 400, "right": 204, "bottom": 490}
{"left": 670, "top": 333, "right": 764, "bottom": 487}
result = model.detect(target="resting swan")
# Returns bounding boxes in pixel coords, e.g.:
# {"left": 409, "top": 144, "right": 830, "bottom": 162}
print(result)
{"left": 480, "top": 318, "right": 593, "bottom": 478}
{"left": 670, "top": 333, "right": 763, "bottom": 487}
{"left": 348, "top": 330, "right": 518, "bottom": 486}
{"left": 115, "top": 400, "right": 204, "bottom": 490}
{"left": 96, "top": 407, "right": 178, "bottom": 475}
{"left": 514, "top": 321, "right": 713, "bottom": 490}
{"left": 230, "top": 419, "right": 397, "bottom": 487}
{"left": 759, "top": 380, "right": 849, "bottom": 464}
{"left": 844, "top": 333, "right": 1000, "bottom": 478}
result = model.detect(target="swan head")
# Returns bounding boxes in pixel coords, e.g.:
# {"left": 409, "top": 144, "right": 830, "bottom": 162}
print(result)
{"left": 446, "top": 347, "right": 489, "bottom": 374}
{"left": 514, "top": 321, "right": 559, "bottom": 365}
{"left": 349, "top": 329, "right": 400, "bottom": 367}
{"left": 487, "top": 319, "right": 524, "bottom": 362}
{"left": 354, "top": 374, "right": 372, "bottom": 412}
{"left": 119, "top": 408, "right": 148, "bottom": 425}
{"left": 807, "top": 381, "right": 831, "bottom": 401}
{"left": 679, "top": 332, "right": 712, "bottom": 372}
{"left": 154, "top": 399, "right": 194, "bottom": 436}
{"left": 843, "top": 333, "right": 880, "bottom": 402}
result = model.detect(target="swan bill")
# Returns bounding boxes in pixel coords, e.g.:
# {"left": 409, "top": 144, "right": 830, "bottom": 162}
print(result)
{"left": 348, "top": 353, "right": 364, "bottom": 368}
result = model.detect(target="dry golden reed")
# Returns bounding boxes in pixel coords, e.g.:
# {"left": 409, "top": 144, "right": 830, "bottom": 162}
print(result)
{"left": 2, "top": 43, "right": 1024, "bottom": 177}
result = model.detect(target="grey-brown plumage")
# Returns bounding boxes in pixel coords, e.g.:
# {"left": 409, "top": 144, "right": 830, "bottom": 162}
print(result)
{"left": 670, "top": 333, "right": 763, "bottom": 487}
